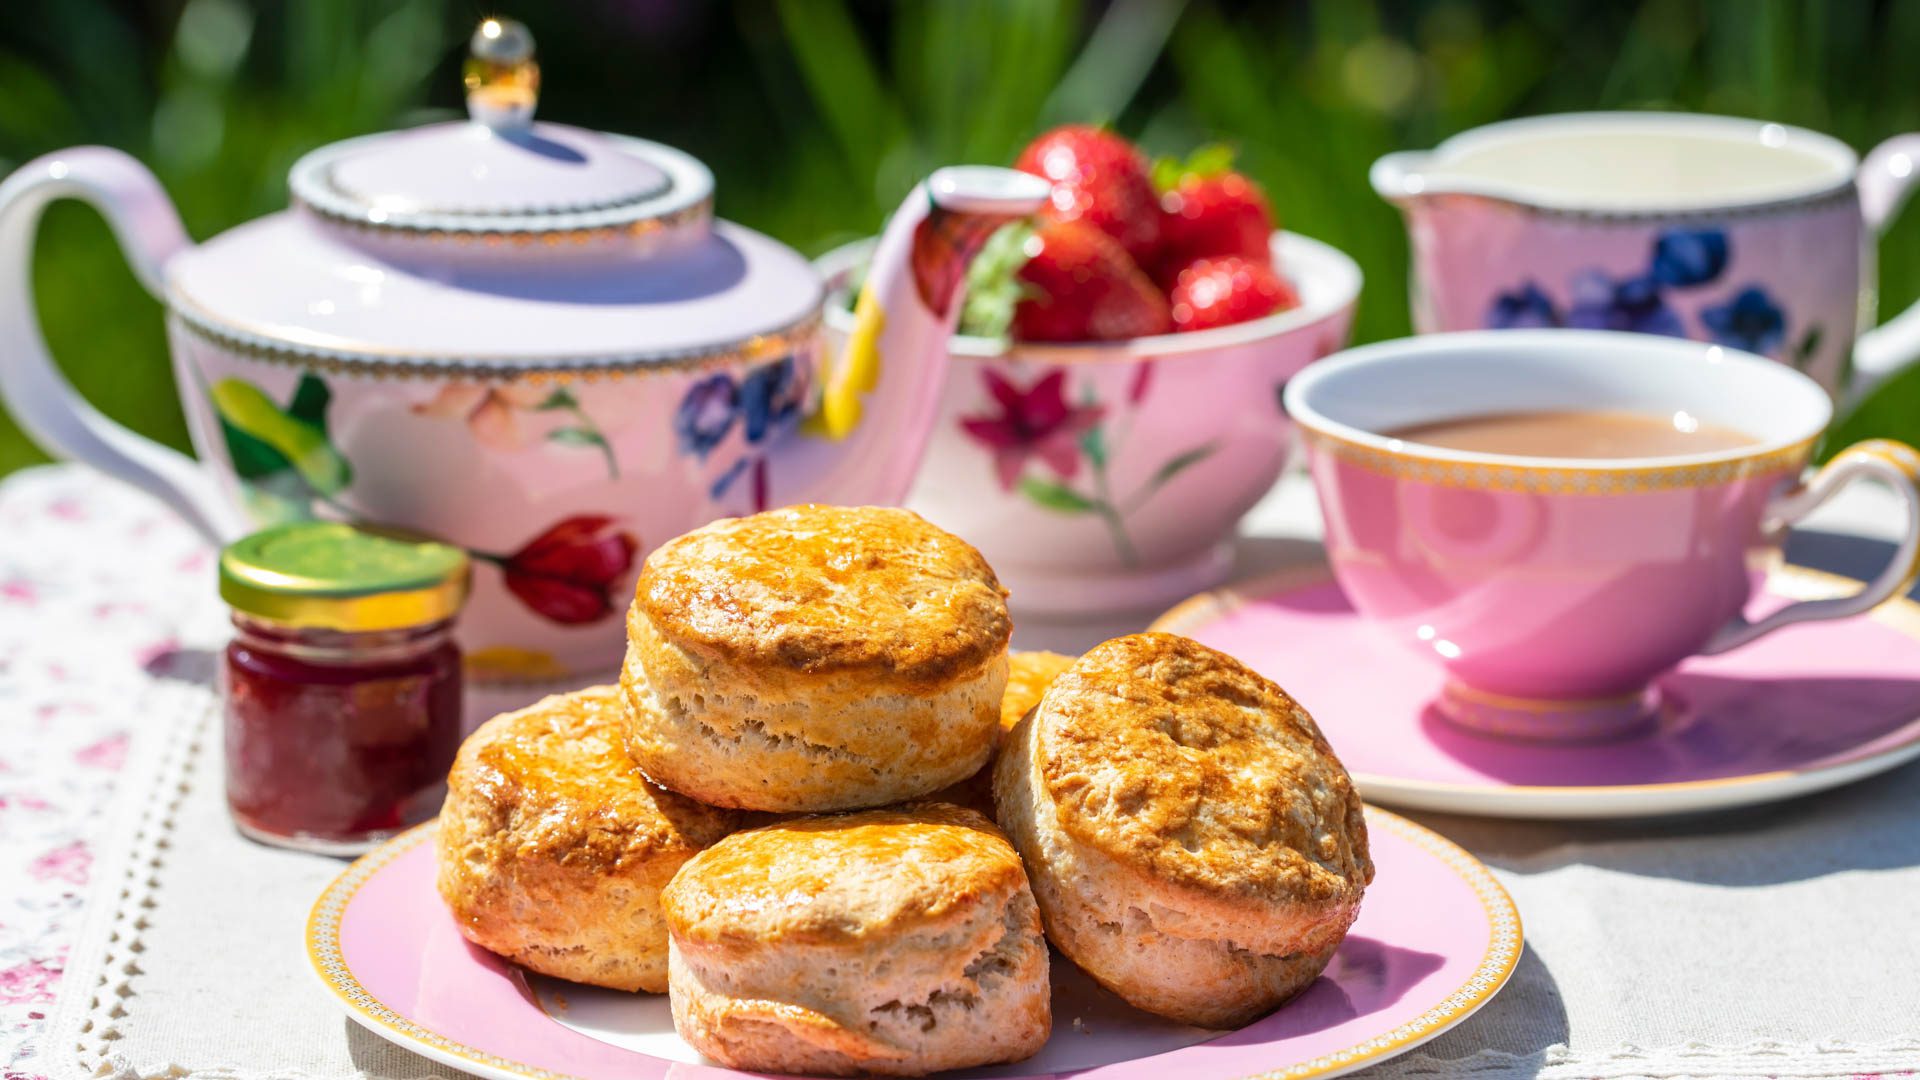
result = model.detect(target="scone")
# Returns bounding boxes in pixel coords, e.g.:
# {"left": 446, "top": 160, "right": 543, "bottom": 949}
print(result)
{"left": 436, "top": 686, "right": 746, "bottom": 992}
{"left": 929, "top": 650, "right": 1077, "bottom": 816}
{"left": 623, "top": 505, "right": 1012, "bottom": 812}
{"left": 662, "top": 803, "right": 1051, "bottom": 1077}
{"left": 995, "top": 633, "right": 1373, "bottom": 1028}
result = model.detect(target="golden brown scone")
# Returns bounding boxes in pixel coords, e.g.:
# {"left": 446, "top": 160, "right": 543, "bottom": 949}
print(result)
{"left": 663, "top": 803, "right": 1051, "bottom": 1077}
{"left": 929, "top": 650, "right": 1077, "bottom": 817}
{"left": 995, "top": 633, "right": 1372, "bottom": 1028}
{"left": 1001, "top": 649, "right": 1078, "bottom": 730}
{"left": 623, "top": 505, "right": 1012, "bottom": 812}
{"left": 435, "top": 686, "right": 746, "bottom": 992}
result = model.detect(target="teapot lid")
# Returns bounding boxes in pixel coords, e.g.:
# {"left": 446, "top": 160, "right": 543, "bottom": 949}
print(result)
{"left": 288, "top": 18, "right": 709, "bottom": 239}
{"left": 166, "top": 18, "right": 823, "bottom": 375}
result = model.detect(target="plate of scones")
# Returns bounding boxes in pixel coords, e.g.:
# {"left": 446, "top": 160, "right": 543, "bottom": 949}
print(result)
{"left": 308, "top": 505, "right": 1522, "bottom": 1079}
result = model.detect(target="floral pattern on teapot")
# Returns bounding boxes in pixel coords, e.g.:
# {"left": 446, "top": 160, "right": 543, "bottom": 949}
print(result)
{"left": 673, "top": 353, "right": 816, "bottom": 511}
{"left": 195, "top": 348, "right": 830, "bottom": 633}
{"left": 412, "top": 384, "right": 621, "bottom": 479}
{"left": 201, "top": 368, "right": 643, "bottom": 627}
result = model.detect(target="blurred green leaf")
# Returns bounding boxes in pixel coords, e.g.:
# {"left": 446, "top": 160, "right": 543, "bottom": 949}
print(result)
{"left": 10, "top": 0, "right": 1920, "bottom": 485}
{"left": 1828, "top": 365, "right": 1920, "bottom": 461}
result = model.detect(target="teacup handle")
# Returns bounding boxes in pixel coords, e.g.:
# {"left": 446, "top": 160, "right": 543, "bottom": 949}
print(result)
{"left": 1852, "top": 136, "right": 1920, "bottom": 390}
{"left": 0, "top": 147, "right": 240, "bottom": 542}
{"left": 1703, "top": 439, "right": 1920, "bottom": 653}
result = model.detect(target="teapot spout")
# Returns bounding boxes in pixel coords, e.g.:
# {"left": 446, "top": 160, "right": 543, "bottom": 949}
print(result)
{"left": 811, "top": 166, "right": 1049, "bottom": 440}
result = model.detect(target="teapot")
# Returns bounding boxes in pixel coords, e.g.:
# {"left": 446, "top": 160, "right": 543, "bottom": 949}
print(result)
{"left": 0, "top": 19, "right": 1047, "bottom": 680}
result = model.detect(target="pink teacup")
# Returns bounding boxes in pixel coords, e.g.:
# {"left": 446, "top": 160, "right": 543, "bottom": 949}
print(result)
{"left": 1285, "top": 329, "right": 1920, "bottom": 741}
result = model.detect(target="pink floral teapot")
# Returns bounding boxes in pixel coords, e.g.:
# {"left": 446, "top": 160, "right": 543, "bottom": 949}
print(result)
{"left": 0, "top": 19, "right": 1046, "bottom": 680}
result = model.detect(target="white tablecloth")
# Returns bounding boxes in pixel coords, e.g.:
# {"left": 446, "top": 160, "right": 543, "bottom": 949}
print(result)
{"left": 4, "top": 464, "right": 1919, "bottom": 1080}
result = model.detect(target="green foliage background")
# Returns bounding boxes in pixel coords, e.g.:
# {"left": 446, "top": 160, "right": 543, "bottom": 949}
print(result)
{"left": 3, "top": 0, "right": 1918, "bottom": 477}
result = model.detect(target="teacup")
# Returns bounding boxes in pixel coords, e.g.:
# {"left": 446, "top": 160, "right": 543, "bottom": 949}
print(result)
{"left": 1285, "top": 329, "right": 1920, "bottom": 741}
{"left": 1372, "top": 112, "right": 1920, "bottom": 395}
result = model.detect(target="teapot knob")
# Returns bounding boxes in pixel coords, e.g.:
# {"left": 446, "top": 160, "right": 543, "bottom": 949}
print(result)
{"left": 464, "top": 17, "right": 540, "bottom": 131}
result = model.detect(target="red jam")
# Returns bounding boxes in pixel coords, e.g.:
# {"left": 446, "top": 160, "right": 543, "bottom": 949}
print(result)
{"left": 223, "top": 614, "right": 461, "bottom": 853}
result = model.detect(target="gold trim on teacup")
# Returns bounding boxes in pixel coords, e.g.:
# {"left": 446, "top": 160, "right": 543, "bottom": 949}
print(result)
{"left": 307, "top": 814, "right": 1523, "bottom": 1080}
{"left": 167, "top": 301, "right": 821, "bottom": 382}
{"left": 1299, "top": 426, "right": 1818, "bottom": 495}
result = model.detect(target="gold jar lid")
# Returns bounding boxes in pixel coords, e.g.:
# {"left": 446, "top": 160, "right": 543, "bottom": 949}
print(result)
{"left": 219, "top": 522, "right": 470, "bottom": 632}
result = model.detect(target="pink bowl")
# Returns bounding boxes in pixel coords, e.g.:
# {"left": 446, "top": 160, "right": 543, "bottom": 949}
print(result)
{"left": 819, "top": 232, "right": 1361, "bottom": 617}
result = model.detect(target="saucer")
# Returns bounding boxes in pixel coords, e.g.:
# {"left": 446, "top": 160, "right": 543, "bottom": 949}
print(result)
{"left": 1152, "top": 564, "right": 1920, "bottom": 819}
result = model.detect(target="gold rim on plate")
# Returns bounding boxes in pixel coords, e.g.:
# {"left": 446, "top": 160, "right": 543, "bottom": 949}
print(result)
{"left": 306, "top": 809, "right": 1523, "bottom": 1080}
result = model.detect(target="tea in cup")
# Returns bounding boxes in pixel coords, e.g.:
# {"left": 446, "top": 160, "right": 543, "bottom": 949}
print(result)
{"left": 1284, "top": 329, "right": 1920, "bottom": 740}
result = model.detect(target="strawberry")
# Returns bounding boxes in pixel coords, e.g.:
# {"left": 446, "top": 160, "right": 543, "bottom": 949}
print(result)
{"left": 1151, "top": 146, "right": 1276, "bottom": 292}
{"left": 1009, "top": 222, "right": 1172, "bottom": 342}
{"left": 1015, "top": 125, "right": 1162, "bottom": 265}
{"left": 1167, "top": 257, "right": 1298, "bottom": 332}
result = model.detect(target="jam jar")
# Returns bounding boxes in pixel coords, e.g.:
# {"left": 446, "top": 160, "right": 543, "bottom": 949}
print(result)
{"left": 219, "top": 522, "right": 469, "bottom": 853}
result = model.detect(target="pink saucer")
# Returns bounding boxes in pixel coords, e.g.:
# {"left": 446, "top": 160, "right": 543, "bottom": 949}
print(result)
{"left": 308, "top": 809, "right": 1519, "bottom": 1080}
{"left": 1154, "top": 564, "right": 1920, "bottom": 819}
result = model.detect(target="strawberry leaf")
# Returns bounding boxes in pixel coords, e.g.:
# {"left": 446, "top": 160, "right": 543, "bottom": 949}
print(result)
{"left": 1153, "top": 143, "right": 1238, "bottom": 192}
{"left": 1150, "top": 155, "right": 1184, "bottom": 193}
{"left": 959, "top": 221, "right": 1039, "bottom": 340}
{"left": 1187, "top": 143, "right": 1237, "bottom": 178}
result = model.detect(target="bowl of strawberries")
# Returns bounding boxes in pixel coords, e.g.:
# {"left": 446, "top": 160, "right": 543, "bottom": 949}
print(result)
{"left": 819, "top": 125, "right": 1361, "bottom": 617}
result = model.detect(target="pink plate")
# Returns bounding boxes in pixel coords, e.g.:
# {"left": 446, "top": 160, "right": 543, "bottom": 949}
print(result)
{"left": 307, "top": 808, "right": 1519, "bottom": 1080}
{"left": 1154, "top": 564, "right": 1920, "bottom": 820}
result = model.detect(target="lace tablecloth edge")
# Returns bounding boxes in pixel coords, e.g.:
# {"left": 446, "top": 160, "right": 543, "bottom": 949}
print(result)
{"left": 43, "top": 678, "right": 215, "bottom": 1080}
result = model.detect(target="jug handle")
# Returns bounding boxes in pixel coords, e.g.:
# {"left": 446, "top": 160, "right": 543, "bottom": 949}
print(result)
{"left": 1851, "top": 135, "right": 1920, "bottom": 394}
{"left": 0, "top": 147, "right": 240, "bottom": 543}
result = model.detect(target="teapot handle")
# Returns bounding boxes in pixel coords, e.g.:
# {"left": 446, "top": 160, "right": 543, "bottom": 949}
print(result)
{"left": 0, "top": 147, "right": 240, "bottom": 543}
{"left": 1852, "top": 135, "right": 1920, "bottom": 393}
